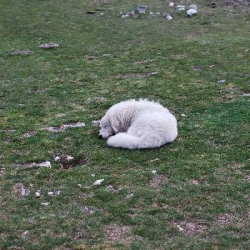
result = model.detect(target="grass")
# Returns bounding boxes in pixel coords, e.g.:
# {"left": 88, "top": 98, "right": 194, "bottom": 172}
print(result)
{"left": 1, "top": 0, "right": 250, "bottom": 249}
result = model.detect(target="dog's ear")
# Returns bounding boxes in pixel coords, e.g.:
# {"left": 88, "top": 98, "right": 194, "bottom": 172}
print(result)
{"left": 110, "top": 118, "right": 119, "bottom": 133}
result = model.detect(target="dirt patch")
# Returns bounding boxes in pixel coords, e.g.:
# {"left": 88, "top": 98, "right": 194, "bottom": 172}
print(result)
{"left": 55, "top": 155, "right": 88, "bottom": 170}
{"left": 104, "top": 224, "right": 132, "bottom": 243}
{"left": 174, "top": 221, "right": 208, "bottom": 235}
{"left": 216, "top": 213, "right": 235, "bottom": 226}
{"left": 9, "top": 50, "right": 34, "bottom": 55}
{"left": 23, "top": 130, "right": 38, "bottom": 138}
{"left": 149, "top": 174, "right": 169, "bottom": 190}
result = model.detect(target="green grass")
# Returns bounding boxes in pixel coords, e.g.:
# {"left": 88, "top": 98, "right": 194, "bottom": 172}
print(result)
{"left": 1, "top": 0, "right": 250, "bottom": 249}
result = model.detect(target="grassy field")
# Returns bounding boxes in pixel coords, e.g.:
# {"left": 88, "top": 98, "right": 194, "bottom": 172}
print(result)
{"left": 1, "top": 0, "right": 250, "bottom": 249}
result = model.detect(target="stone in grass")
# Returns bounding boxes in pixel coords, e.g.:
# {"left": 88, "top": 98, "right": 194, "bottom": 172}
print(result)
{"left": 166, "top": 14, "right": 173, "bottom": 21}
{"left": 189, "top": 4, "right": 198, "bottom": 11}
{"left": 169, "top": 2, "right": 175, "bottom": 7}
{"left": 39, "top": 43, "right": 60, "bottom": 49}
{"left": 218, "top": 79, "right": 226, "bottom": 83}
{"left": 93, "top": 179, "right": 104, "bottom": 186}
{"left": 148, "top": 72, "right": 159, "bottom": 76}
{"left": 35, "top": 190, "right": 41, "bottom": 197}
{"left": 176, "top": 5, "right": 186, "bottom": 11}
{"left": 137, "top": 5, "right": 148, "bottom": 14}
{"left": 187, "top": 8, "right": 198, "bottom": 17}
{"left": 10, "top": 50, "right": 34, "bottom": 55}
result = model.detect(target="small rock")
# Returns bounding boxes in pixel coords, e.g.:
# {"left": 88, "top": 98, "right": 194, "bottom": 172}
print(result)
{"left": 48, "top": 192, "right": 54, "bottom": 196}
{"left": 152, "top": 170, "right": 157, "bottom": 174}
{"left": 66, "top": 155, "right": 74, "bottom": 161}
{"left": 181, "top": 114, "right": 186, "bottom": 117}
{"left": 166, "top": 14, "right": 173, "bottom": 20}
{"left": 242, "top": 93, "right": 250, "bottom": 97}
{"left": 54, "top": 156, "right": 60, "bottom": 161}
{"left": 93, "top": 179, "right": 104, "bottom": 186}
{"left": 126, "top": 193, "right": 134, "bottom": 199}
{"left": 137, "top": 5, "right": 148, "bottom": 14}
{"left": 176, "top": 5, "right": 186, "bottom": 11}
{"left": 91, "top": 174, "right": 96, "bottom": 177}
{"left": 187, "top": 8, "right": 198, "bottom": 17}
{"left": 169, "top": 2, "right": 175, "bottom": 7}
{"left": 189, "top": 4, "right": 198, "bottom": 11}
{"left": 78, "top": 184, "right": 82, "bottom": 187}
{"left": 35, "top": 190, "right": 41, "bottom": 197}
{"left": 41, "top": 202, "right": 49, "bottom": 206}
{"left": 177, "top": 225, "right": 184, "bottom": 231}
{"left": 55, "top": 190, "right": 61, "bottom": 195}
{"left": 36, "top": 161, "right": 51, "bottom": 168}
{"left": 39, "top": 43, "right": 60, "bottom": 49}
{"left": 103, "top": 54, "right": 111, "bottom": 57}
{"left": 148, "top": 72, "right": 159, "bottom": 76}
{"left": 21, "top": 230, "right": 31, "bottom": 239}
{"left": 218, "top": 79, "right": 226, "bottom": 83}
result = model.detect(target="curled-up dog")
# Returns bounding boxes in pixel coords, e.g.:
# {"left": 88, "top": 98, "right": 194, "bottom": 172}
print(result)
{"left": 99, "top": 99, "right": 178, "bottom": 149}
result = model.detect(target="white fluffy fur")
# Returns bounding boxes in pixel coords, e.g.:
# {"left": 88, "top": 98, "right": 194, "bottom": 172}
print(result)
{"left": 99, "top": 99, "right": 178, "bottom": 149}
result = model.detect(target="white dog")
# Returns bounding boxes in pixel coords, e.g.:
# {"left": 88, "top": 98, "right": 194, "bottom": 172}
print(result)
{"left": 99, "top": 99, "right": 178, "bottom": 149}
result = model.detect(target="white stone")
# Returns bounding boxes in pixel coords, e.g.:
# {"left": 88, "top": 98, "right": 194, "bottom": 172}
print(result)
{"left": 48, "top": 191, "right": 54, "bottom": 196}
{"left": 176, "top": 5, "right": 186, "bottom": 11}
{"left": 166, "top": 15, "right": 173, "bottom": 20}
{"left": 38, "top": 161, "right": 51, "bottom": 168}
{"left": 177, "top": 225, "right": 184, "bottom": 231}
{"left": 66, "top": 155, "right": 74, "bottom": 161}
{"left": 152, "top": 170, "right": 157, "bottom": 174}
{"left": 41, "top": 202, "right": 49, "bottom": 206}
{"left": 181, "top": 114, "right": 186, "bottom": 117}
{"left": 35, "top": 190, "right": 41, "bottom": 197}
{"left": 169, "top": 2, "right": 175, "bottom": 7}
{"left": 93, "top": 179, "right": 104, "bottom": 186}
{"left": 187, "top": 8, "right": 198, "bottom": 17}
{"left": 189, "top": 4, "right": 198, "bottom": 11}
{"left": 54, "top": 156, "right": 60, "bottom": 161}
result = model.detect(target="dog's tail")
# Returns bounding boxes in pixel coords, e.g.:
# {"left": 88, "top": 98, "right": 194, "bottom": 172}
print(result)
{"left": 107, "top": 132, "right": 167, "bottom": 149}
{"left": 107, "top": 133, "right": 142, "bottom": 149}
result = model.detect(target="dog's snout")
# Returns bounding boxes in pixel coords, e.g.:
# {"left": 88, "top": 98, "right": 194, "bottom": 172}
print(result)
{"left": 98, "top": 134, "right": 103, "bottom": 139}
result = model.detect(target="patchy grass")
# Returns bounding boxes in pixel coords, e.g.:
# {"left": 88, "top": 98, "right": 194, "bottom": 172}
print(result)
{"left": 1, "top": 0, "right": 250, "bottom": 249}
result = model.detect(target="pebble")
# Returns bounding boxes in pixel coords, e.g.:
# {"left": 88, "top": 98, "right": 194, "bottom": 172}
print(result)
{"left": 166, "top": 14, "right": 173, "bottom": 21}
{"left": 218, "top": 79, "right": 226, "bottom": 83}
{"left": 66, "top": 155, "right": 74, "bottom": 161}
{"left": 41, "top": 202, "right": 49, "bottom": 206}
{"left": 189, "top": 4, "right": 198, "bottom": 11}
{"left": 54, "top": 156, "right": 60, "bottom": 161}
{"left": 187, "top": 8, "right": 198, "bottom": 17}
{"left": 176, "top": 5, "right": 186, "bottom": 11}
{"left": 93, "top": 179, "right": 104, "bottom": 186}
{"left": 39, "top": 43, "right": 60, "bottom": 49}
{"left": 35, "top": 190, "right": 41, "bottom": 197}
{"left": 152, "top": 170, "right": 157, "bottom": 174}
{"left": 169, "top": 2, "right": 175, "bottom": 7}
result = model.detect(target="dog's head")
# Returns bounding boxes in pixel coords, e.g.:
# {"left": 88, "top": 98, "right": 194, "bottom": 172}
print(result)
{"left": 99, "top": 115, "right": 115, "bottom": 139}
